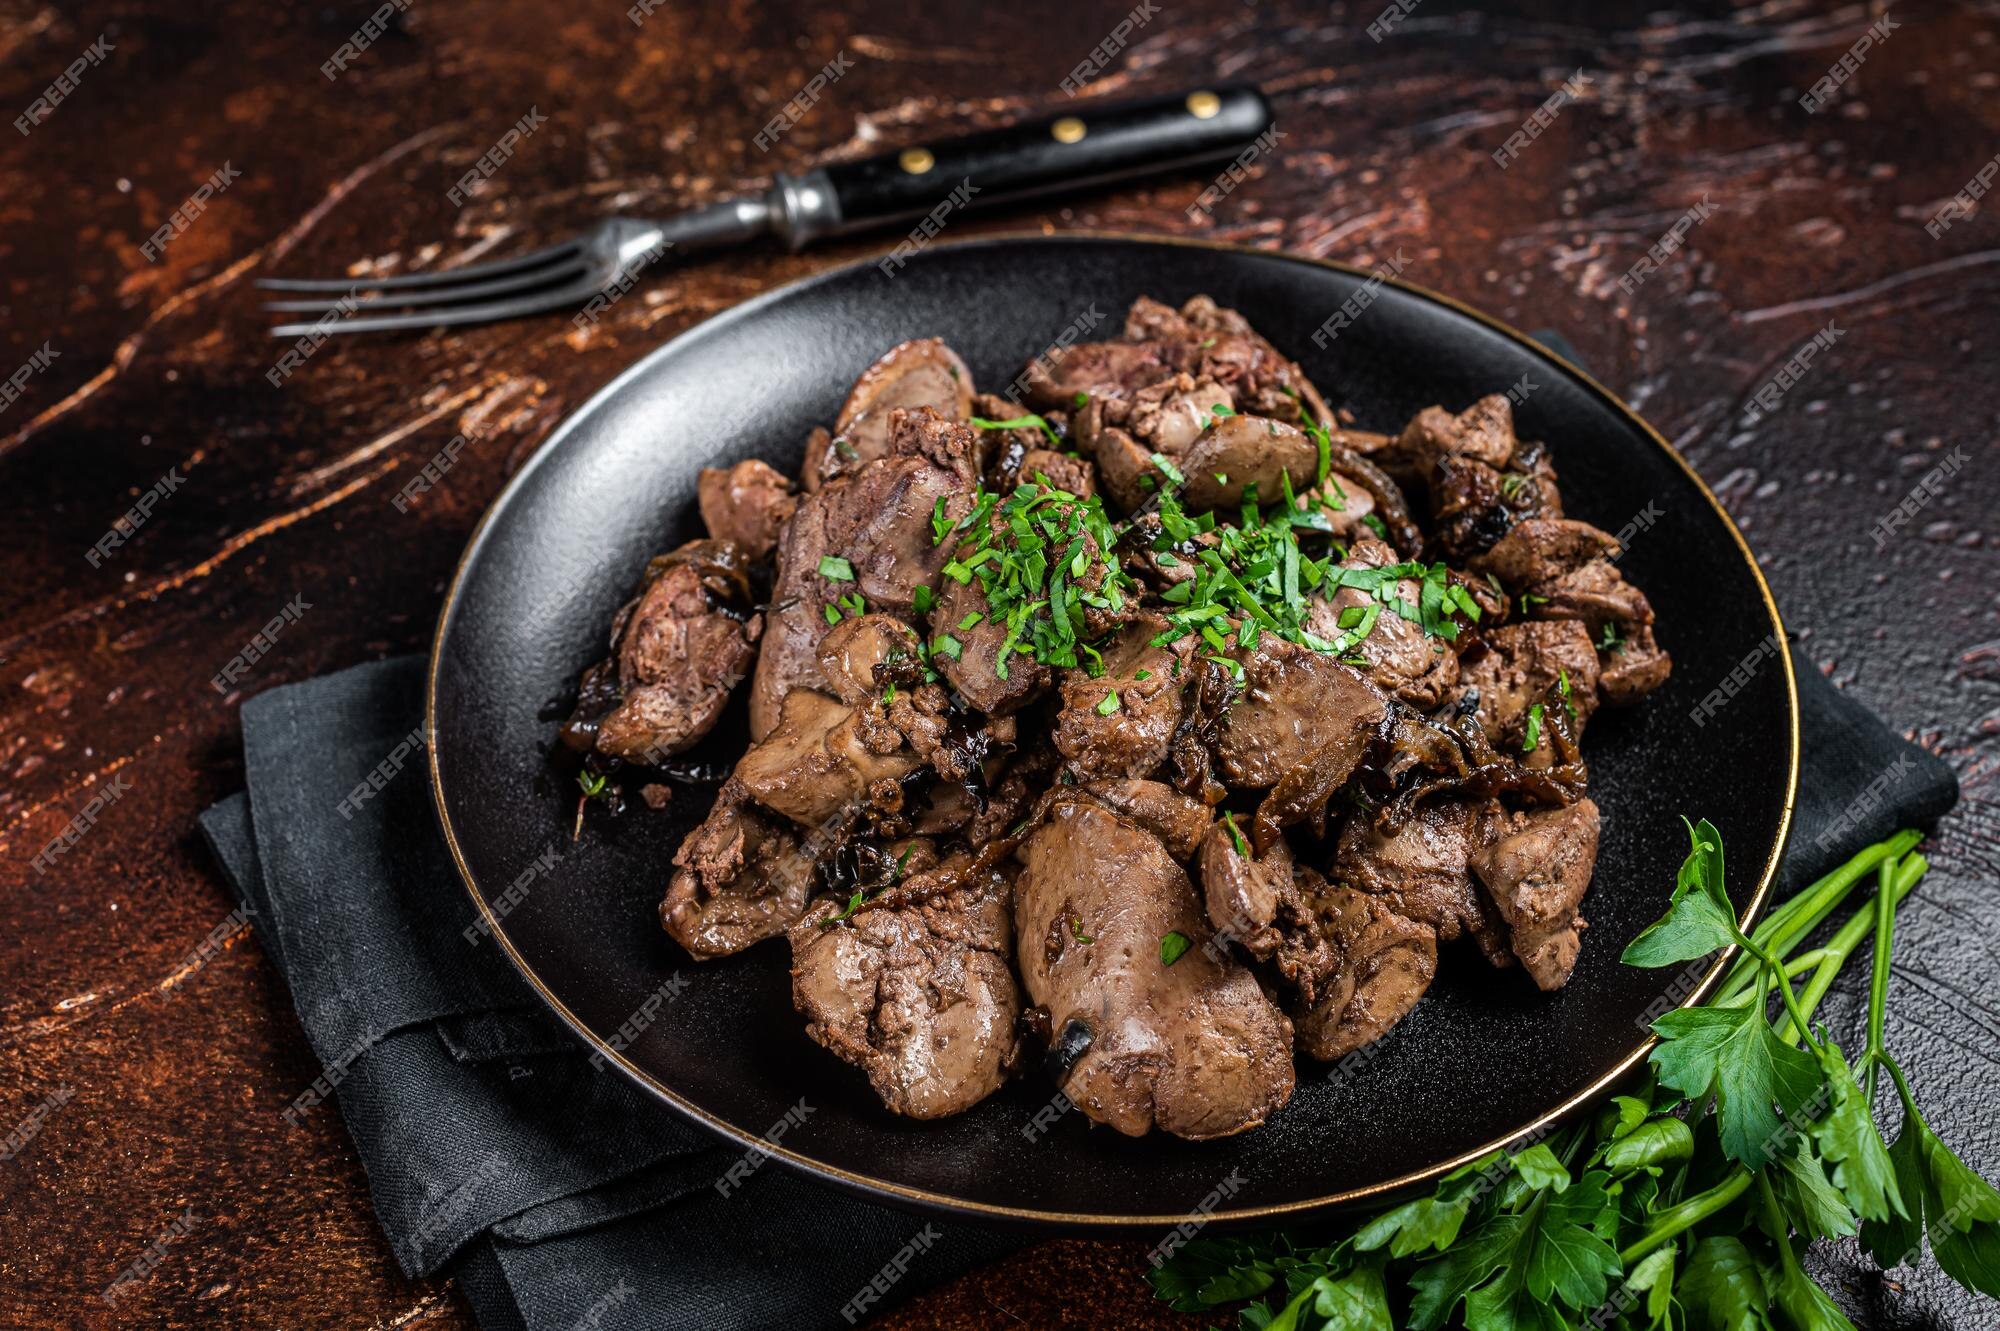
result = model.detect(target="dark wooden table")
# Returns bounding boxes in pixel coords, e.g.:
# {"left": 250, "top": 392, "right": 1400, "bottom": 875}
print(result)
{"left": 4, "top": 1, "right": 1995, "bottom": 1327}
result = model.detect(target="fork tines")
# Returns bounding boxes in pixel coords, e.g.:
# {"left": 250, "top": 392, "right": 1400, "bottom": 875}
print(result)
{"left": 259, "top": 239, "right": 599, "bottom": 336}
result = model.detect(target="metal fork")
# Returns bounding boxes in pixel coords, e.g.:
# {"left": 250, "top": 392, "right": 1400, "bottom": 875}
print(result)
{"left": 259, "top": 200, "right": 782, "bottom": 336}
{"left": 260, "top": 85, "right": 1277, "bottom": 336}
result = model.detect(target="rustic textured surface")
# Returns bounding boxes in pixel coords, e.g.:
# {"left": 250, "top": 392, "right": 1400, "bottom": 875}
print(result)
{"left": 2, "top": 0, "right": 1995, "bottom": 1327}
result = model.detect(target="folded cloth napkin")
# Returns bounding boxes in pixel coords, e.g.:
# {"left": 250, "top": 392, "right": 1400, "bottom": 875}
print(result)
{"left": 198, "top": 640, "right": 1955, "bottom": 1331}
{"left": 200, "top": 656, "right": 1020, "bottom": 1331}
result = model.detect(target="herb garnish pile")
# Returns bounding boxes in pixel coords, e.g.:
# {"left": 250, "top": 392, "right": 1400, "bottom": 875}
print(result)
{"left": 915, "top": 466, "right": 1478, "bottom": 682}
{"left": 930, "top": 478, "right": 1133, "bottom": 677}
{"left": 1150, "top": 824, "right": 2000, "bottom": 1329}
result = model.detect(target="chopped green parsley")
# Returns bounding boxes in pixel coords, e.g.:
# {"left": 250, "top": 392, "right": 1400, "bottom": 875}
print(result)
{"left": 969, "top": 412, "right": 1061, "bottom": 449}
{"left": 1522, "top": 702, "right": 1546, "bottom": 752}
{"left": 930, "top": 478, "right": 1133, "bottom": 680}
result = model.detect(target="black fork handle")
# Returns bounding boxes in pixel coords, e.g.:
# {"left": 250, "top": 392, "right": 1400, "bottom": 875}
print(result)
{"left": 773, "top": 85, "right": 1273, "bottom": 247}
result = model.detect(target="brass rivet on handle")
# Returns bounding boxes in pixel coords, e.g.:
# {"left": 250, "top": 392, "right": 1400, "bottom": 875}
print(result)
{"left": 1051, "top": 116, "right": 1087, "bottom": 144}
{"left": 898, "top": 147, "right": 935, "bottom": 174}
{"left": 1186, "top": 90, "right": 1221, "bottom": 119}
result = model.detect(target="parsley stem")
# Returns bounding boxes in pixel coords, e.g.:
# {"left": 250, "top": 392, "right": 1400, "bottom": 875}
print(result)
{"left": 1866, "top": 856, "right": 1898, "bottom": 1114}
{"left": 1618, "top": 1166, "right": 1754, "bottom": 1265}
{"left": 1878, "top": 1049, "right": 1929, "bottom": 1133}
{"left": 1731, "top": 926, "right": 1824, "bottom": 1056}
{"left": 1722, "top": 831, "right": 1916, "bottom": 998}
{"left": 1713, "top": 948, "right": 1832, "bottom": 1005}
{"left": 1778, "top": 851, "right": 1927, "bottom": 1043}
{"left": 1756, "top": 1171, "right": 1812, "bottom": 1288}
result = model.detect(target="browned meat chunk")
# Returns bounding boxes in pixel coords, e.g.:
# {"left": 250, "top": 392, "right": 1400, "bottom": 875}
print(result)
{"left": 806, "top": 338, "right": 974, "bottom": 490}
{"left": 750, "top": 412, "right": 976, "bottom": 738}
{"left": 929, "top": 570, "right": 1052, "bottom": 716}
{"left": 584, "top": 540, "right": 760, "bottom": 764}
{"left": 1456, "top": 620, "right": 1601, "bottom": 749}
{"left": 1015, "top": 794, "right": 1295, "bottom": 1139}
{"left": 1470, "top": 517, "right": 1620, "bottom": 590}
{"left": 1597, "top": 624, "right": 1673, "bottom": 703}
{"left": 966, "top": 392, "right": 1043, "bottom": 487}
{"left": 815, "top": 612, "right": 1007, "bottom": 796}
{"left": 1214, "top": 638, "right": 1389, "bottom": 791}
{"left": 1310, "top": 538, "right": 1461, "bottom": 708}
{"left": 1429, "top": 448, "right": 1558, "bottom": 562}
{"left": 1076, "top": 778, "right": 1212, "bottom": 860}
{"left": 813, "top": 612, "right": 921, "bottom": 708}
{"left": 1070, "top": 415, "right": 1160, "bottom": 516}
{"left": 1331, "top": 798, "right": 1499, "bottom": 952}
{"left": 928, "top": 469, "right": 1124, "bottom": 717}
{"left": 697, "top": 459, "right": 798, "bottom": 560}
{"left": 1527, "top": 562, "right": 1673, "bottom": 703}
{"left": 1530, "top": 558, "right": 1647, "bottom": 633}
{"left": 1019, "top": 338, "right": 1170, "bottom": 412}
{"left": 1197, "top": 821, "right": 1337, "bottom": 1001}
{"left": 1291, "top": 881, "right": 1438, "bottom": 1061}
{"left": 1469, "top": 799, "right": 1601, "bottom": 990}
{"left": 1076, "top": 372, "right": 1319, "bottom": 514}
{"left": 1482, "top": 523, "right": 1673, "bottom": 706}
{"left": 1069, "top": 382, "right": 1175, "bottom": 516}
{"left": 1121, "top": 373, "right": 1231, "bottom": 457}
{"left": 1294, "top": 469, "right": 1379, "bottom": 544}
{"left": 734, "top": 689, "right": 921, "bottom": 828}
{"left": 1126, "top": 294, "right": 1334, "bottom": 425}
{"left": 789, "top": 864, "right": 1021, "bottom": 1118}
{"left": 662, "top": 780, "right": 817, "bottom": 958}
{"left": 1178, "top": 412, "right": 1319, "bottom": 512}
{"left": 952, "top": 744, "right": 1056, "bottom": 846}
{"left": 1053, "top": 616, "right": 1190, "bottom": 780}
{"left": 1312, "top": 444, "right": 1426, "bottom": 556}
{"left": 1392, "top": 394, "right": 1519, "bottom": 476}
{"left": 1016, "top": 448, "right": 1094, "bottom": 497}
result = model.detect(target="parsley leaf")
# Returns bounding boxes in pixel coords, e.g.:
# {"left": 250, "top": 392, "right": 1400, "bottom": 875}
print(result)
{"left": 1355, "top": 1175, "right": 1479, "bottom": 1259}
{"left": 1622, "top": 818, "right": 1739, "bottom": 966}
{"left": 1160, "top": 931, "right": 1191, "bottom": 966}
{"left": 1223, "top": 811, "right": 1249, "bottom": 857}
{"left": 1675, "top": 1236, "right": 1768, "bottom": 1331}
{"left": 1862, "top": 1059, "right": 2000, "bottom": 1296}
{"left": 1649, "top": 1001, "right": 1822, "bottom": 1167}
{"left": 1811, "top": 1039, "right": 1905, "bottom": 1223}
{"left": 969, "top": 412, "right": 1060, "bottom": 448}
{"left": 1521, "top": 702, "right": 1544, "bottom": 752}
{"left": 1602, "top": 1116, "right": 1694, "bottom": 1175}
{"left": 1145, "top": 1236, "right": 1285, "bottom": 1311}
{"left": 1772, "top": 1138, "right": 1860, "bottom": 1240}
{"left": 1272, "top": 1261, "right": 1394, "bottom": 1331}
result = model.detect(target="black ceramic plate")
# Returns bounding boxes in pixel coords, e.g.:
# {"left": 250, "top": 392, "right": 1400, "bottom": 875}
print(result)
{"left": 428, "top": 233, "right": 1798, "bottom": 1228}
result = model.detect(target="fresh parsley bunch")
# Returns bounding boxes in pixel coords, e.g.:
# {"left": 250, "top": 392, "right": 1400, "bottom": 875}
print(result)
{"left": 1150, "top": 824, "right": 2000, "bottom": 1329}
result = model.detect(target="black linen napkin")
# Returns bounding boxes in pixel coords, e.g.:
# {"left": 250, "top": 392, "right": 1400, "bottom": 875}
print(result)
{"left": 199, "top": 644, "right": 1956, "bottom": 1331}
{"left": 199, "top": 656, "right": 1020, "bottom": 1331}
